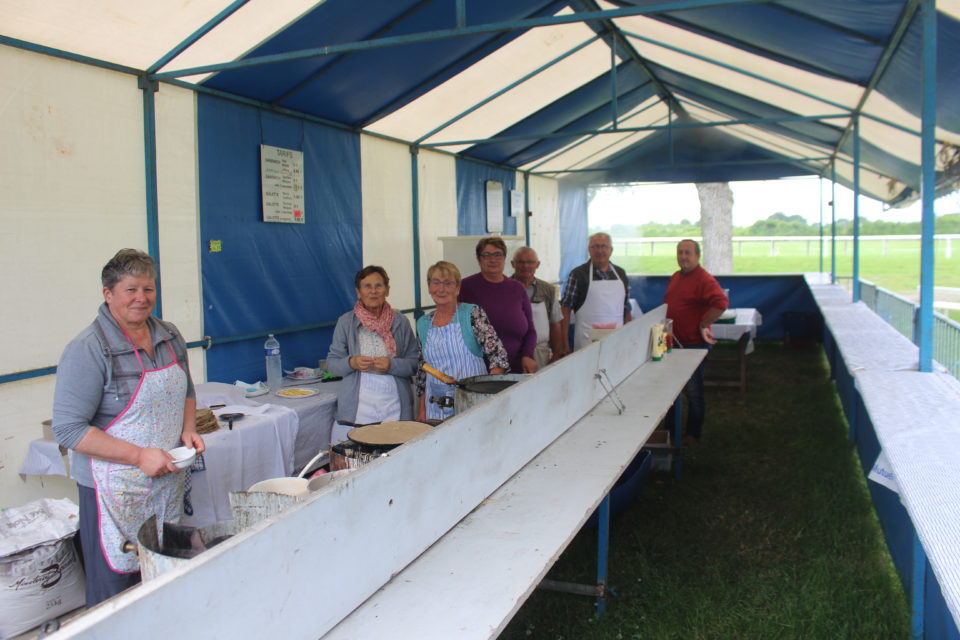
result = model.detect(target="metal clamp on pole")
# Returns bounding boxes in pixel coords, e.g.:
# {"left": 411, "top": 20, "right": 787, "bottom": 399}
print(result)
{"left": 595, "top": 368, "right": 625, "bottom": 414}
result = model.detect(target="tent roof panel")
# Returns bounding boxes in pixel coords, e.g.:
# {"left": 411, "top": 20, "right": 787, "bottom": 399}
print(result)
{"left": 368, "top": 13, "right": 612, "bottom": 144}
{"left": 2, "top": 0, "right": 958, "bottom": 203}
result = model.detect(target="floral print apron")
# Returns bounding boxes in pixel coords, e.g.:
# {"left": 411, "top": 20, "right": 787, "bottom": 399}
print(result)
{"left": 90, "top": 341, "right": 186, "bottom": 573}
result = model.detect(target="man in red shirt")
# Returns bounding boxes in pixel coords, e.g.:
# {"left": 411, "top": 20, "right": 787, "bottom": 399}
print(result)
{"left": 664, "top": 239, "right": 728, "bottom": 444}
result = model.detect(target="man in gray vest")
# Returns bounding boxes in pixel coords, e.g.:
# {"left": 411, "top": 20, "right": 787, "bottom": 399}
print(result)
{"left": 510, "top": 246, "right": 564, "bottom": 368}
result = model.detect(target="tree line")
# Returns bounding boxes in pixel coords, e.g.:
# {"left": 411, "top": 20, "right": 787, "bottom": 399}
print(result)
{"left": 601, "top": 212, "right": 960, "bottom": 238}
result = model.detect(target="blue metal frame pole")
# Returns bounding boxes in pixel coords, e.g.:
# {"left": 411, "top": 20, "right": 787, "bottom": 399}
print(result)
{"left": 523, "top": 172, "right": 531, "bottom": 246}
{"left": 610, "top": 33, "right": 619, "bottom": 129}
{"left": 917, "top": 0, "right": 937, "bottom": 372}
{"left": 831, "top": 164, "right": 837, "bottom": 283}
{"left": 139, "top": 76, "right": 162, "bottom": 317}
{"left": 852, "top": 116, "right": 861, "bottom": 303}
{"left": 596, "top": 495, "right": 611, "bottom": 615}
{"left": 911, "top": 532, "right": 927, "bottom": 639}
{"left": 818, "top": 176, "right": 824, "bottom": 274}
{"left": 411, "top": 146, "right": 423, "bottom": 317}
{"left": 151, "top": 0, "right": 762, "bottom": 79}
{"left": 672, "top": 395, "right": 683, "bottom": 480}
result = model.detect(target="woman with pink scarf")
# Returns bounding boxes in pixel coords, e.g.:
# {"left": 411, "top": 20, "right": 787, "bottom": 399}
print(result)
{"left": 326, "top": 266, "right": 420, "bottom": 446}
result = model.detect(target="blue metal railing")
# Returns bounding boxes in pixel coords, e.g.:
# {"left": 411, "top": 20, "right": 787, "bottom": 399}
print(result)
{"left": 858, "top": 279, "right": 960, "bottom": 379}
{"left": 874, "top": 288, "right": 915, "bottom": 339}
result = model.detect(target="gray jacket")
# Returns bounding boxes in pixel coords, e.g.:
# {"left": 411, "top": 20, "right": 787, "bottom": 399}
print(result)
{"left": 52, "top": 303, "right": 195, "bottom": 488}
{"left": 326, "top": 309, "right": 420, "bottom": 423}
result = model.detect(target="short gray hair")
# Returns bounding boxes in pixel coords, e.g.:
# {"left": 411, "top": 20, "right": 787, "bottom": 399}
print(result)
{"left": 588, "top": 232, "right": 611, "bottom": 247}
{"left": 101, "top": 249, "right": 157, "bottom": 289}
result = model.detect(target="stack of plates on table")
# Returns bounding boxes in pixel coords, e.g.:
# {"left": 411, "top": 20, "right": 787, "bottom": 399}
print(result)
{"left": 716, "top": 309, "right": 737, "bottom": 324}
{"left": 196, "top": 409, "right": 219, "bottom": 434}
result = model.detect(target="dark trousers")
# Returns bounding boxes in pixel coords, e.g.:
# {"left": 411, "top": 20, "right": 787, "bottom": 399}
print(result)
{"left": 667, "top": 343, "right": 710, "bottom": 439}
{"left": 78, "top": 484, "right": 141, "bottom": 607}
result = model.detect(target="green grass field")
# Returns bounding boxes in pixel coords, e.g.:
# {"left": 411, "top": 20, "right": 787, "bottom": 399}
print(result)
{"left": 612, "top": 238, "right": 960, "bottom": 319}
{"left": 499, "top": 344, "right": 911, "bottom": 640}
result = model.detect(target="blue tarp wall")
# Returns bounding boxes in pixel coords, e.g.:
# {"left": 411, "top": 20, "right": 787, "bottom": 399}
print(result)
{"left": 197, "top": 98, "right": 556, "bottom": 384}
{"left": 198, "top": 95, "right": 362, "bottom": 384}
{"left": 558, "top": 181, "right": 588, "bottom": 280}
{"left": 456, "top": 158, "right": 517, "bottom": 236}
{"left": 627, "top": 274, "right": 819, "bottom": 341}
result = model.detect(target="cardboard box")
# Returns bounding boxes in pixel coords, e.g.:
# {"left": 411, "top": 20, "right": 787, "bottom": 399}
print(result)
{"left": 642, "top": 430, "right": 673, "bottom": 473}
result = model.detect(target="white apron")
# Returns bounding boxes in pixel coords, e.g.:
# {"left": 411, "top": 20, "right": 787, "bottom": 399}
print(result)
{"left": 331, "top": 373, "right": 401, "bottom": 445}
{"left": 423, "top": 317, "right": 486, "bottom": 421}
{"left": 573, "top": 276, "right": 625, "bottom": 350}
{"left": 90, "top": 342, "right": 186, "bottom": 573}
{"left": 530, "top": 301, "right": 551, "bottom": 368}
{"left": 332, "top": 326, "right": 403, "bottom": 445}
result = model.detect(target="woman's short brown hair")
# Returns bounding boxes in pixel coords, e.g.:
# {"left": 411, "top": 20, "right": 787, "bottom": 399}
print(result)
{"left": 475, "top": 236, "right": 507, "bottom": 257}
{"left": 354, "top": 265, "right": 390, "bottom": 289}
{"left": 101, "top": 249, "right": 157, "bottom": 290}
{"left": 426, "top": 261, "right": 462, "bottom": 286}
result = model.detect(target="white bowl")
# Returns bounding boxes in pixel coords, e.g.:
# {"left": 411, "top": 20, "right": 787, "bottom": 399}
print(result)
{"left": 169, "top": 446, "right": 196, "bottom": 470}
{"left": 306, "top": 469, "right": 354, "bottom": 492}
{"left": 247, "top": 477, "right": 310, "bottom": 498}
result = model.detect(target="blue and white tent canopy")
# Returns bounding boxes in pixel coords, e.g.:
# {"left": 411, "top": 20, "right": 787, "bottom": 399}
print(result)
{"left": 3, "top": 0, "right": 959, "bottom": 201}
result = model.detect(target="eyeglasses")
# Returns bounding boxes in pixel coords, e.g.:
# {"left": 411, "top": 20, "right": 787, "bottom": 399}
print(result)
{"left": 429, "top": 280, "right": 457, "bottom": 288}
{"left": 359, "top": 282, "right": 386, "bottom": 291}
{"left": 479, "top": 252, "right": 505, "bottom": 258}
{"left": 589, "top": 244, "right": 611, "bottom": 250}
{"left": 513, "top": 260, "right": 538, "bottom": 266}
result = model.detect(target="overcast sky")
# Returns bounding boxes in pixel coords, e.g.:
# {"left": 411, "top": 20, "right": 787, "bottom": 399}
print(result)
{"left": 589, "top": 176, "right": 960, "bottom": 229}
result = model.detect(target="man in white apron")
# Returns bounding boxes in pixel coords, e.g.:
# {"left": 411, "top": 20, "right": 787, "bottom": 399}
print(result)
{"left": 559, "top": 232, "right": 632, "bottom": 351}
{"left": 510, "top": 247, "right": 563, "bottom": 368}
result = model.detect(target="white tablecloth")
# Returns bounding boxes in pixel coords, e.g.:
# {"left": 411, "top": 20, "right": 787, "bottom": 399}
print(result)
{"left": 183, "top": 381, "right": 339, "bottom": 527}
{"left": 256, "top": 380, "right": 339, "bottom": 472}
{"left": 181, "top": 402, "right": 300, "bottom": 528}
{"left": 19, "top": 439, "right": 68, "bottom": 477}
{"left": 711, "top": 308, "right": 762, "bottom": 353}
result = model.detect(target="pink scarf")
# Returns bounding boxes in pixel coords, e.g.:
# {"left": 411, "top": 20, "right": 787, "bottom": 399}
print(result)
{"left": 353, "top": 300, "right": 397, "bottom": 357}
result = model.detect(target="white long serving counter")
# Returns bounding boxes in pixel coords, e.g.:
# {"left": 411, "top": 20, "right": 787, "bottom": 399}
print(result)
{"left": 856, "top": 370, "right": 960, "bottom": 629}
{"left": 46, "top": 307, "right": 686, "bottom": 640}
{"left": 324, "top": 349, "right": 705, "bottom": 639}
{"left": 805, "top": 274, "right": 960, "bottom": 633}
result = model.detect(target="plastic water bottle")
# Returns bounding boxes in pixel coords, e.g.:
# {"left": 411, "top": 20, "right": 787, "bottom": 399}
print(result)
{"left": 265, "top": 334, "right": 282, "bottom": 390}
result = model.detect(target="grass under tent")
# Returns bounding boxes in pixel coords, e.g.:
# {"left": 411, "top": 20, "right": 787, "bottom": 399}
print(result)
{"left": 498, "top": 341, "right": 911, "bottom": 640}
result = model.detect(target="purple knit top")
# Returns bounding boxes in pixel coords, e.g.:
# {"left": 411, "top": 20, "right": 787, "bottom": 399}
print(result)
{"left": 458, "top": 274, "right": 536, "bottom": 372}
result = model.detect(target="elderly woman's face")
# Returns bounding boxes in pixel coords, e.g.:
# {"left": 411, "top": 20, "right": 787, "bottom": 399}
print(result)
{"left": 103, "top": 274, "right": 156, "bottom": 328}
{"left": 477, "top": 243, "right": 506, "bottom": 278}
{"left": 356, "top": 272, "right": 389, "bottom": 312}
{"left": 427, "top": 272, "right": 460, "bottom": 307}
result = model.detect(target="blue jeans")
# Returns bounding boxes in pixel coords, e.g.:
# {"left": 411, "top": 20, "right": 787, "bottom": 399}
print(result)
{"left": 668, "top": 343, "right": 711, "bottom": 439}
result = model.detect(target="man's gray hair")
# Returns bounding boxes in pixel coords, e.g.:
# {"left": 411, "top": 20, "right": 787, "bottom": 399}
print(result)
{"left": 513, "top": 246, "right": 538, "bottom": 260}
{"left": 588, "top": 232, "right": 611, "bottom": 246}
{"left": 101, "top": 249, "right": 157, "bottom": 289}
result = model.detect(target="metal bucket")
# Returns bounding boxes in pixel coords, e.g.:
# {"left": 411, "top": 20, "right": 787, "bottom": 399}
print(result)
{"left": 135, "top": 516, "right": 239, "bottom": 581}
{"left": 454, "top": 373, "right": 528, "bottom": 414}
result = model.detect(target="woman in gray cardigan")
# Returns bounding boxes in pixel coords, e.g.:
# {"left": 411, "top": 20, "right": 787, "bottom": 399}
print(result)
{"left": 326, "top": 265, "right": 420, "bottom": 445}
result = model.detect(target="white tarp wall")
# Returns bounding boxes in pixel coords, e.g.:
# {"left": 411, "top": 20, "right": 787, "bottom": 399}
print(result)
{"left": 0, "top": 47, "right": 563, "bottom": 509}
{"left": 0, "top": 46, "right": 202, "bottom": 508}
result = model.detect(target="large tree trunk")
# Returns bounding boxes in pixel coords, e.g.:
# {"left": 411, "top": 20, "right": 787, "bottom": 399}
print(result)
{"left": 696, "top": 182, "right": 733, "bottom": 273}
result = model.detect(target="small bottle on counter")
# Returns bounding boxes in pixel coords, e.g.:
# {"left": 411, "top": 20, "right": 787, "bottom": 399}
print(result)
{"left": 650, "top": 324, "right": 664, "bottom": 361}
{"left": 265, "top": 334, "right": 283, "bottom": 390}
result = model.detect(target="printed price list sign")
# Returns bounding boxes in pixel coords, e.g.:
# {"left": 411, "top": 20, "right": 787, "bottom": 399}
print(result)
{"left": 261, "top": 144, "right": 305, "bottom": 224}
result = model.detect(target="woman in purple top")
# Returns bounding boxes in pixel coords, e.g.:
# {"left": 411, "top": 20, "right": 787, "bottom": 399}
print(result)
{"left": 458, "top": 237, "right": 538, "bottom": 373}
